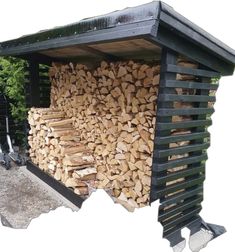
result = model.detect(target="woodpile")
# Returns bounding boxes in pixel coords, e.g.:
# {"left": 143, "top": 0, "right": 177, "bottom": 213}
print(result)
{"left": 28, "top": 59, "right": 199, "bottom": 210}
{"left": 28, "top": 108, "right": 97, "bottom": 196}
{"left": 48, "top": 60, "right": 160, "bottom": 208}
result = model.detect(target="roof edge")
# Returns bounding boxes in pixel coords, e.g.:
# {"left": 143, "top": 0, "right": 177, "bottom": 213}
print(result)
{"left": 0, "top": 1, "right": 160, "bottom": 51}
{"left": 159, "top": 2, "right": 235, "bottom": 64}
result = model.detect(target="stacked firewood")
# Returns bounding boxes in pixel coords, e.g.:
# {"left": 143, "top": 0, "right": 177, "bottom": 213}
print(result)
{"left": 28, "top": 59, "right": 199, "bottom": 210}
{"left": 28, "top": 108, "right": 97, "bottom": 196}
{"left": 48, "top": 60, "right": 160, "bottom": 208}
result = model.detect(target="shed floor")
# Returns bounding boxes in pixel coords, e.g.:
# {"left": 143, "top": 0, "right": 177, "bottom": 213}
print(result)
{"left": 0, "top": 165, "right": 78, "bottom": 229}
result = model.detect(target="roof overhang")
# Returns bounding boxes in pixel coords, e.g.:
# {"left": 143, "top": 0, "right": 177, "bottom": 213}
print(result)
{"left": 0, "top": 1, "right": 234, "bottom": 75}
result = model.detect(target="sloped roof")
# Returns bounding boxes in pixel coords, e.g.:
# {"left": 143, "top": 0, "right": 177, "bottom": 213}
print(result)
{"left": 0, "top": 1, "right": 234, "bottom": 74}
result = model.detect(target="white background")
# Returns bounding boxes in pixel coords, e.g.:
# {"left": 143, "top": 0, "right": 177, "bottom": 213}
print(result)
{"left": 0, "top": 1, "right": 234, "bottom": 252}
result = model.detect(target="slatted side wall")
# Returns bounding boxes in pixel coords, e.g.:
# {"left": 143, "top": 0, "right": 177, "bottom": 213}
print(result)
{"left": 150, "top": 48, "right": 219, "bottom": 239}
{"left": 38, "top": 64, "right": 51, "bottom": 107}
{"left": 25, "top": 61, "right": 50, "bottom": 108}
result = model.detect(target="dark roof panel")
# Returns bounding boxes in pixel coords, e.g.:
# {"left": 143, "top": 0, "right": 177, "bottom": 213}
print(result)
{"left": 0, "top": 1, "right": 234, "bottom": 74}
{"left": 160, "top": 2, "right": 235, "bottom": 63}
{"left": 0, "top": 2, "right": 160, "bottom": 50}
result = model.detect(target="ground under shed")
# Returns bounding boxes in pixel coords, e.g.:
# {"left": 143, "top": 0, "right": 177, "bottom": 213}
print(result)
{"left": 0, "top": 165, "right": 77, "bottom": 228}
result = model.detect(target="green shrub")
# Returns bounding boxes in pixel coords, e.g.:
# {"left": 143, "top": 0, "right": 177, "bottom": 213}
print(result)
{"left": 0, "top": 57, "right": 27, "bottom": 146}
{"left": 0, "top": 57, "right": 27, "bottom": 122}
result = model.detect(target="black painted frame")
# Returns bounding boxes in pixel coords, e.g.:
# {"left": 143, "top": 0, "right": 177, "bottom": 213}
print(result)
{"left": 150, "top": 47, "right": 226, "bottom": 248}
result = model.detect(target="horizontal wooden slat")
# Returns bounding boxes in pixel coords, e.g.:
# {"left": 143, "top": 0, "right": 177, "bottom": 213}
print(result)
{"left": 154, "top": 142, "right": 209, "bottom": 158}
{"left": 25, "top": 67, "right": 49, "bottom": 73}
{"left": 157, "top": 131, "right": 210, "bottom": 145}
{"left": 158, "top": 94, "right": 215, "bottom": 102}
{"left": 39, "top": 89, "right": 50, "bottom": 94}
{"left": 163, "top": 206, "right": 202, "bottom": 233}
{"left": 40, "top": 93, "right": 50, "bottom": 97}
{"left": 157, "top": 119, "right": 212, "bottom": 130}
{"left": 162, "top": 64, "right": 220, "bottom": 78}
{"left": 154, "top": 176, "right": 205, "bottom": 198}
{"left": 159, "top": 186, "right": 203, "bottom": 208}
{"left": 152, "top": 164, "right": 205, "bottom": 186}
{"left": 163, "top": 216, "right": 201, "bottom": 238}
{"left": 153, "top": 153, "right": 207, "bottom": 172}
{"left": 25, "top": 75, "right": 49, "bottom": 81}
{"left": 159, "top": 196, "right": 203, "bottom": 222}
{"left": 158, "top": 108, "right": 214, "bottom": 116}
{"left": 160, "top": 79, "right": 218, "bottom": 90}
{"left": 39, "top": 85, "right": 50, "bottom": 89}
{"left": 25, "top": 79, "right": 50, "bottom": 84}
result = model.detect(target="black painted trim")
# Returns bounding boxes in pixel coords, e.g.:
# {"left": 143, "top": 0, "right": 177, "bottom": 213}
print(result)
{"left": 26, "top": 161, "right": 85, "bottom": 208}
{"left": 156, "top": 131, "right": 209, "bottom": 145}
{"left": 152, "top": 153, "right": 207, "bottom": 172}
{"left": 152, "top": 165, "right": 205, "bottom": 185}
{"left": 159, "top": 186, "right": 203, "bottom": 208}
{"left": 160, "top": 80, "right": 218, "bottom": 90}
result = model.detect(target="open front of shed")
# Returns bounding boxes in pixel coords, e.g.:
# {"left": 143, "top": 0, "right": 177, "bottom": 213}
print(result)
{"left": 0, "top": 1, "right": 234, "bottom": 252}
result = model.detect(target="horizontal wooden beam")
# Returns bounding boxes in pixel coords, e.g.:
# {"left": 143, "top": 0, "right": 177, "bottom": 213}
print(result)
{"left": 160, "top": 80, "right": 218, "bottom": 90}
{"left": 162, "top": 64, "right": 220, "bottom": 78}
{"left": 154, "top": 142, "right": 210, "bottom": 158}
{"left": 158, "top": 196, "right": 203, "bottom": 222}
{"left": 0, "top": 20, "right": 155, "bottom": 57}
{"left": 158, "top": 108, "right": 214, "bottom": 116}
{"left": 157, "top": 119, "right": 212, "bottom": 130}
{"left": 158, "top": 94, "right": 215, "bottom": 103}
{"left": 159, "top": 186, "right": 203, "bottom": 208}
{"left": 153, "top": 165, "right": 205, "bottom": 186}
{"left": 156, "top": 131, "right": 210, "bottom": 145}
{"left": 152, "top": 153, "right": 207, "bottom": 172}
{"left": 147, "top": 27, "right": 234, "bottom": 75}
{"left": 153, "top": 176, "right": 205, "bottom": 197}
{"left": 17, "top": 53, "right": 59, "bottom": 65}
{"left": 79, "top": 45, "right": 121, "bottom": 61}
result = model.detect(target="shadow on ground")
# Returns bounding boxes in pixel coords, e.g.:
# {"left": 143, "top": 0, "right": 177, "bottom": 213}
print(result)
{"left": 0, "top": 165, "right": 78, "bottom": 228}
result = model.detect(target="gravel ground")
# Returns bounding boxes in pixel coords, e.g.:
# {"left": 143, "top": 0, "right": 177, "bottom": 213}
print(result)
{"left": 0, "top": 164, "right": 78, "bottom": 229}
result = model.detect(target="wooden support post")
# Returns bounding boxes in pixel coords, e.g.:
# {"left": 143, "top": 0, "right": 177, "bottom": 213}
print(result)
{"left": 150, "top": 48, "right": 178, "bottom": 203}
{"left": 24, "top": 60, "right": 40, "bottom": 149}
{"left": 27, "top": 60, "right": 40, "bottom": 107}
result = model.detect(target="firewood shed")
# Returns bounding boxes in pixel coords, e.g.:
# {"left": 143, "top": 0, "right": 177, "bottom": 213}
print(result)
{"left": 0, "top": 1, "right": 235, "bottom": 251}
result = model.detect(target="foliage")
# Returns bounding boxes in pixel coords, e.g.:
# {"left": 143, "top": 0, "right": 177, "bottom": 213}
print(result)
{"left": 0, "top": 57, "right": 27, "bottom": 122}
{"left": 0, "top": 57, "right": 27, "bottom": 146}
{"left": 211, "top": 77, "right": 220, "bottom": 84}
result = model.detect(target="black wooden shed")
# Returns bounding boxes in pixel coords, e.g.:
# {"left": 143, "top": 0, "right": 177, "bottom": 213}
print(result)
{"left": 0, "top": 1, "right": 235, "bottom": 251}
